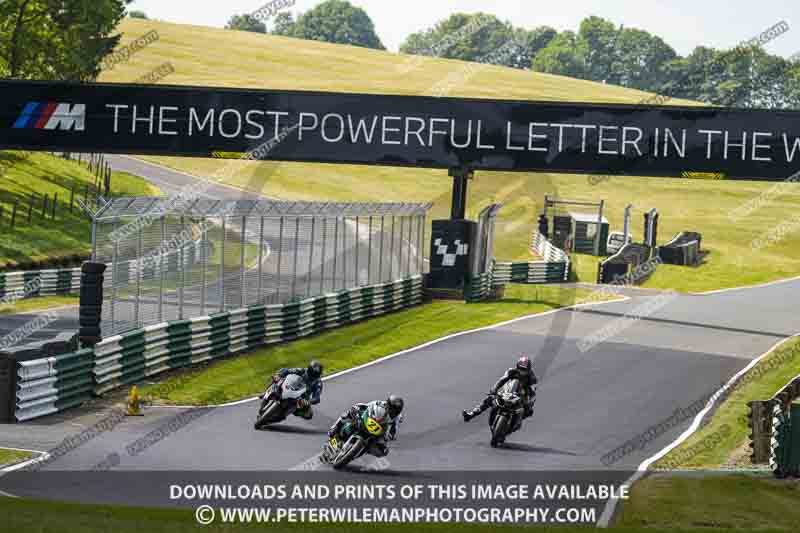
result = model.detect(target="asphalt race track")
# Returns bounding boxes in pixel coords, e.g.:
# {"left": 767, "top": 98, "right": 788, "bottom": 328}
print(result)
{"left": 2, "top": 276, "right": 797, "bottom": 514}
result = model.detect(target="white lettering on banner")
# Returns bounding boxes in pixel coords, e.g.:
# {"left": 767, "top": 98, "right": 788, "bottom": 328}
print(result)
{"left": 96, "top": 105, "right": 800, "bottom": 165}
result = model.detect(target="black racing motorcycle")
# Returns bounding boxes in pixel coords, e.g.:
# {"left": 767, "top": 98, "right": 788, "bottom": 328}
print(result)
{"left": 488, "top": 378, "right": 526, "bottom": 447}
{"left": 253, "top": 373, "right": 308, "bottom": 430}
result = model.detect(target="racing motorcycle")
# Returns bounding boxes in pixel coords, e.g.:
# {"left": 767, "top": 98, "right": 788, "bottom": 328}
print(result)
{"left": 253, "top": 373, "right": 308, "bottom": 430}
{"left": 488, "top": 378, "right": 526, "bottom": 447}
{"left": 321, "top": 403, "right": 393, "bottom": 469}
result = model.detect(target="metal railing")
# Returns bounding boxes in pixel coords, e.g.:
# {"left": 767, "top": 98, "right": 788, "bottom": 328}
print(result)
{"left": 92, "top": 198, "right": 431, "bottom": 336}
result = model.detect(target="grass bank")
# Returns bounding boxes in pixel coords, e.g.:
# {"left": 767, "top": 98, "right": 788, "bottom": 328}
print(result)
{"left": 0, "top": 151, "right": 160, "bottom": 269}
{"left": 0, "top": 448, "right": 34, "bottom": 468}
{"left": 616, "top": 473, "right": 800, "bottom": 530}
{"left": 0, "top": 295, "right": 78, "bottom": 315}
{"left": 142, "top": 285, "right": 609, "bottom": 405}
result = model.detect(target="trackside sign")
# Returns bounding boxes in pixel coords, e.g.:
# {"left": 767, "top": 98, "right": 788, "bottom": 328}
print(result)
{"left": 1, "top": 80, "right": 799, "bottom": 180}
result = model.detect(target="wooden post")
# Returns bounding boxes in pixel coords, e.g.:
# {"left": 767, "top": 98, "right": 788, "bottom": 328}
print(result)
{"left": 70, "top": 185, "right": 75, "bottom": 212}
{"left": 28, "top": 195, "right": 34, "bottom": 223}
{"left": 10, "top": 201, "right": 17, "bottom": 228}
{"left": 42, "top": 194, "right": 49, "bottom": 219}
{"left": 52, "top": 193, "right": 57, "bottom": 220}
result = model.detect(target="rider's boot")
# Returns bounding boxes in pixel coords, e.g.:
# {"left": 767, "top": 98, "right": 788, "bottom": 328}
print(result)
{"left": 462, "top": 408, "right": 480, "bottom": 422}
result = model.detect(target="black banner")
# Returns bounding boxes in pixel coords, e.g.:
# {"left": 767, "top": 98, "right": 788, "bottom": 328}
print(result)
{"left": 1, "top": 79, "right": 799, "bottom": 180}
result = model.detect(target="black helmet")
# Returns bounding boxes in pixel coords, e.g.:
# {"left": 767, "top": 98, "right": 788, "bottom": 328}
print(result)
{"left": 386, "top": 394, "right": 404, "bottom": 418}
{"left": 307, "top": 360, "right": 323, "bottom": 380}
{"left": 516, "top": 356, "right": 531, "bottom": 373}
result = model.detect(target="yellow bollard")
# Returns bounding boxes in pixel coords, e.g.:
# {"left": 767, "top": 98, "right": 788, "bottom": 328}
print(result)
{"left": 127, "top": 385, "right": 143, "bottom": 416}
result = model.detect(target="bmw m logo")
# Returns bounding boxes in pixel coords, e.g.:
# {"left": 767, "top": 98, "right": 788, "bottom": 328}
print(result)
{"left": 13, "top": 102, "right": 86, "bottom": 131}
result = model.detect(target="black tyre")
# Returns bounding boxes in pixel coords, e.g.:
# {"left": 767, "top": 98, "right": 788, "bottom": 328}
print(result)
{"left": 491, "top": 414, "right": 509, "bottom": 447}
{"left": 254, "top": 400, "right": 282, "bottom": 429}
{"left": 332, "top": 438, "right": 366, "bottom": 470}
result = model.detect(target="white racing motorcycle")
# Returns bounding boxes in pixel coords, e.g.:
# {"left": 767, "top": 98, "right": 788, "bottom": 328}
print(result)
{"left": 253, "top": 373, "right": 309, "bottom": 429}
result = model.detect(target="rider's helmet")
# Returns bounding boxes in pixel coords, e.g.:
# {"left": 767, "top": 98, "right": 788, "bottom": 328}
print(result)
{"left": 386, "top": 394, "right": 404, "bottom": 418}
{"left": 516, "top": 356, "right": 532, "bottom": 373}
{"left": 307, "top": 360, "right": 323, "bottom": 380}
{"left": 363, "top": 401, "right": 389, "bottom": 436}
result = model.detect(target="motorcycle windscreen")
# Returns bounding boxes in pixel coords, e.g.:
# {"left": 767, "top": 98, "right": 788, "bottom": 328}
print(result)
{"left": 281, "top": 374, "right": 308, "bottom": 399}
{"left": 499, "top": 378, "right": 521, "bottom": 395}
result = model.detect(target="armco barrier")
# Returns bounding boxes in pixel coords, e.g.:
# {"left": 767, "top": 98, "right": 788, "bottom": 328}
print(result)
{"left": 15, "top": 349, "right": 95, "bottom": 422}
{"left": 0, "top": 268, "right": 81, "bottom": 300}
{"left": 0, "top": 243, "right": 209, "bottom": 304}
{"left": 491, "top": 233, "right": 570, "bottom": 287}
{"left": 13, "top": 276, "right": 423, "bottom": 421}
{"left": 748, "top": 374, "right": 800, "bottom": 467}
{"left": 465, "top": 270, "right": 495, "bottom": 303}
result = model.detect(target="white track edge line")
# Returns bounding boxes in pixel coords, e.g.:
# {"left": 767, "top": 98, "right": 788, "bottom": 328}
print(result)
{"left": 0, "top": 449, "right": 50, "bottom": 475}
{"left": 158, "top": 295, "right": 630, "bottom": 409}
{"left": 596, "top": 333, "right": 800, "bottom": 527}
{"left": 690, "top": 274, "right": 800, "bottom": 296}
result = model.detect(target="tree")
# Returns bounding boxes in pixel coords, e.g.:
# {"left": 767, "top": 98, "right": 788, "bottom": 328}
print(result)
{"left": 289, "top": 0, "right": 384, "bottom": 50}
{"left": 128, "top": 10, "right": 147, "bottom": 19}
{"left": 578, "top": 16, "right": 621, "bottom": 82}
{"left": 271, "top": 12, "right": 295, "bottom": 36}
{"left": 511, "top": 26, "right": 557, "bottom": 69}
{"left": 399, "top": 13, "right": 519, "bottom": 66}
{"left": 226, "top": 14, "right": 267, "bottom": 34}
{"left": 611, "top": 28, "right": 677, "bottom": 91}
{"left": 531, "top": 30, "right": 587, "bottom": 79}
{"left": 0, "top": 0, "right": 131, "bottom": 81}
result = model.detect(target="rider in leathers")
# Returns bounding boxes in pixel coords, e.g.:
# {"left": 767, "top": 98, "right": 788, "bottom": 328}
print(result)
{"left": 327, "top": 395, "right": 404, "bottom": 457}
{"left": 462, "top": 356, "right": 537, "bottom": 422}
{"left": 274, "top": 360, "right": 323, "bottom": 420}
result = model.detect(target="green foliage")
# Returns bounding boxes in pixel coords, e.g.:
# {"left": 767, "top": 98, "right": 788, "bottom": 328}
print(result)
{"left": 271, "top": 11, "right": 295, "bottom": 36}
{"left": 399, "top": 12, "right": 798, "bottom": 109}
{"left": 225, "top": 13, "right": 266, "bottom": 34}
{"left": 0, "top": 0, "right": 131, "bottom": 80}
{"left": 532, "top": 31, "right": 587, "bottom": 79}
{"left": 400, "top": 13, "right": 511, "bottom": 62}
{"left": 128, "top": 9, "right": 147, "bottom": 19}
{"left": 279, "top": 0, "right": 384, "bottom": 50}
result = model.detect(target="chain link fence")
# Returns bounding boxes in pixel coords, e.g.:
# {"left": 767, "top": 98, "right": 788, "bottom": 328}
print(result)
{"left": 92, "top": 198, "right": 431, "bottom": 336}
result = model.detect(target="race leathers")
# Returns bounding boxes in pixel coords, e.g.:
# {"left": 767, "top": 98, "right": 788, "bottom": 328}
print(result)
{"left": 328, "top": 401, "right": 399, "bottom": 457}
{"left": 276, "top": 367, "right": 323, "bottom": 419}
{"left": 464, "top": 366, "right": 537, "bottom": 420}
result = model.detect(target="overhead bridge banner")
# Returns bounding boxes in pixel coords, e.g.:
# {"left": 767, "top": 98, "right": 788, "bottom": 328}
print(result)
{"left": 1, "top": 79, "right": 799, "bottom": 180}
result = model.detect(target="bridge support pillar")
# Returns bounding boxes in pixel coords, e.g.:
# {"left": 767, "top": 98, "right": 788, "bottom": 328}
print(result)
{"left": 449, "top": 167, "right": 473, "bottom": 220}
{"left": 427, "top": 168, "right": 477, "bottom": 296}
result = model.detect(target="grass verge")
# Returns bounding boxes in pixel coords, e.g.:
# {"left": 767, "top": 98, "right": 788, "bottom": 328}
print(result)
{"left": 0, "top": 295, "right": 78, "bottom": 315}
{"left": 0, "top": 448, "right": 34, "bottom": 468}
{"left": 142, "top": 285, "right": 609, "bottom": 405}
{"left": 616, "top": 473, "right": 800, "bottom": 530}
{"left": 0, "top": 495, "right": 771, "bottom": 533}
{"left": 0, "top": 151, "right": 160, "bottom": 269}
{"left": 652, "top": 337, "right": 800, "bottom": 469}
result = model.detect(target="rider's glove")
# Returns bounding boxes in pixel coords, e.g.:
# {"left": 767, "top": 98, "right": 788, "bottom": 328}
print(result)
{"left": 271, "top": 375, "right": 280, "bottom": 384}
{"left": 327, "top": 427, "right": 337, "bottom": 439}
{"left": 297, "top": 398, "right": 310, "bottom": 409}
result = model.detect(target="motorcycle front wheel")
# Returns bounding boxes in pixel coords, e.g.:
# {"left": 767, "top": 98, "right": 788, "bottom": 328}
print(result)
{"left": 491, "top": 414, "right": 509, "bottom": 448}
{"left": 332, "top": 437, "right": 366, "bottom": 470}
{"left": 254, "top": 400, "right": 282, "bottom": 429}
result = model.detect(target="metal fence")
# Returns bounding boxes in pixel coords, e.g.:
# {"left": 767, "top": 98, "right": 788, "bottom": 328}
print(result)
{"left": 91, "top": 198, "right": 431, "bottom": 336}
